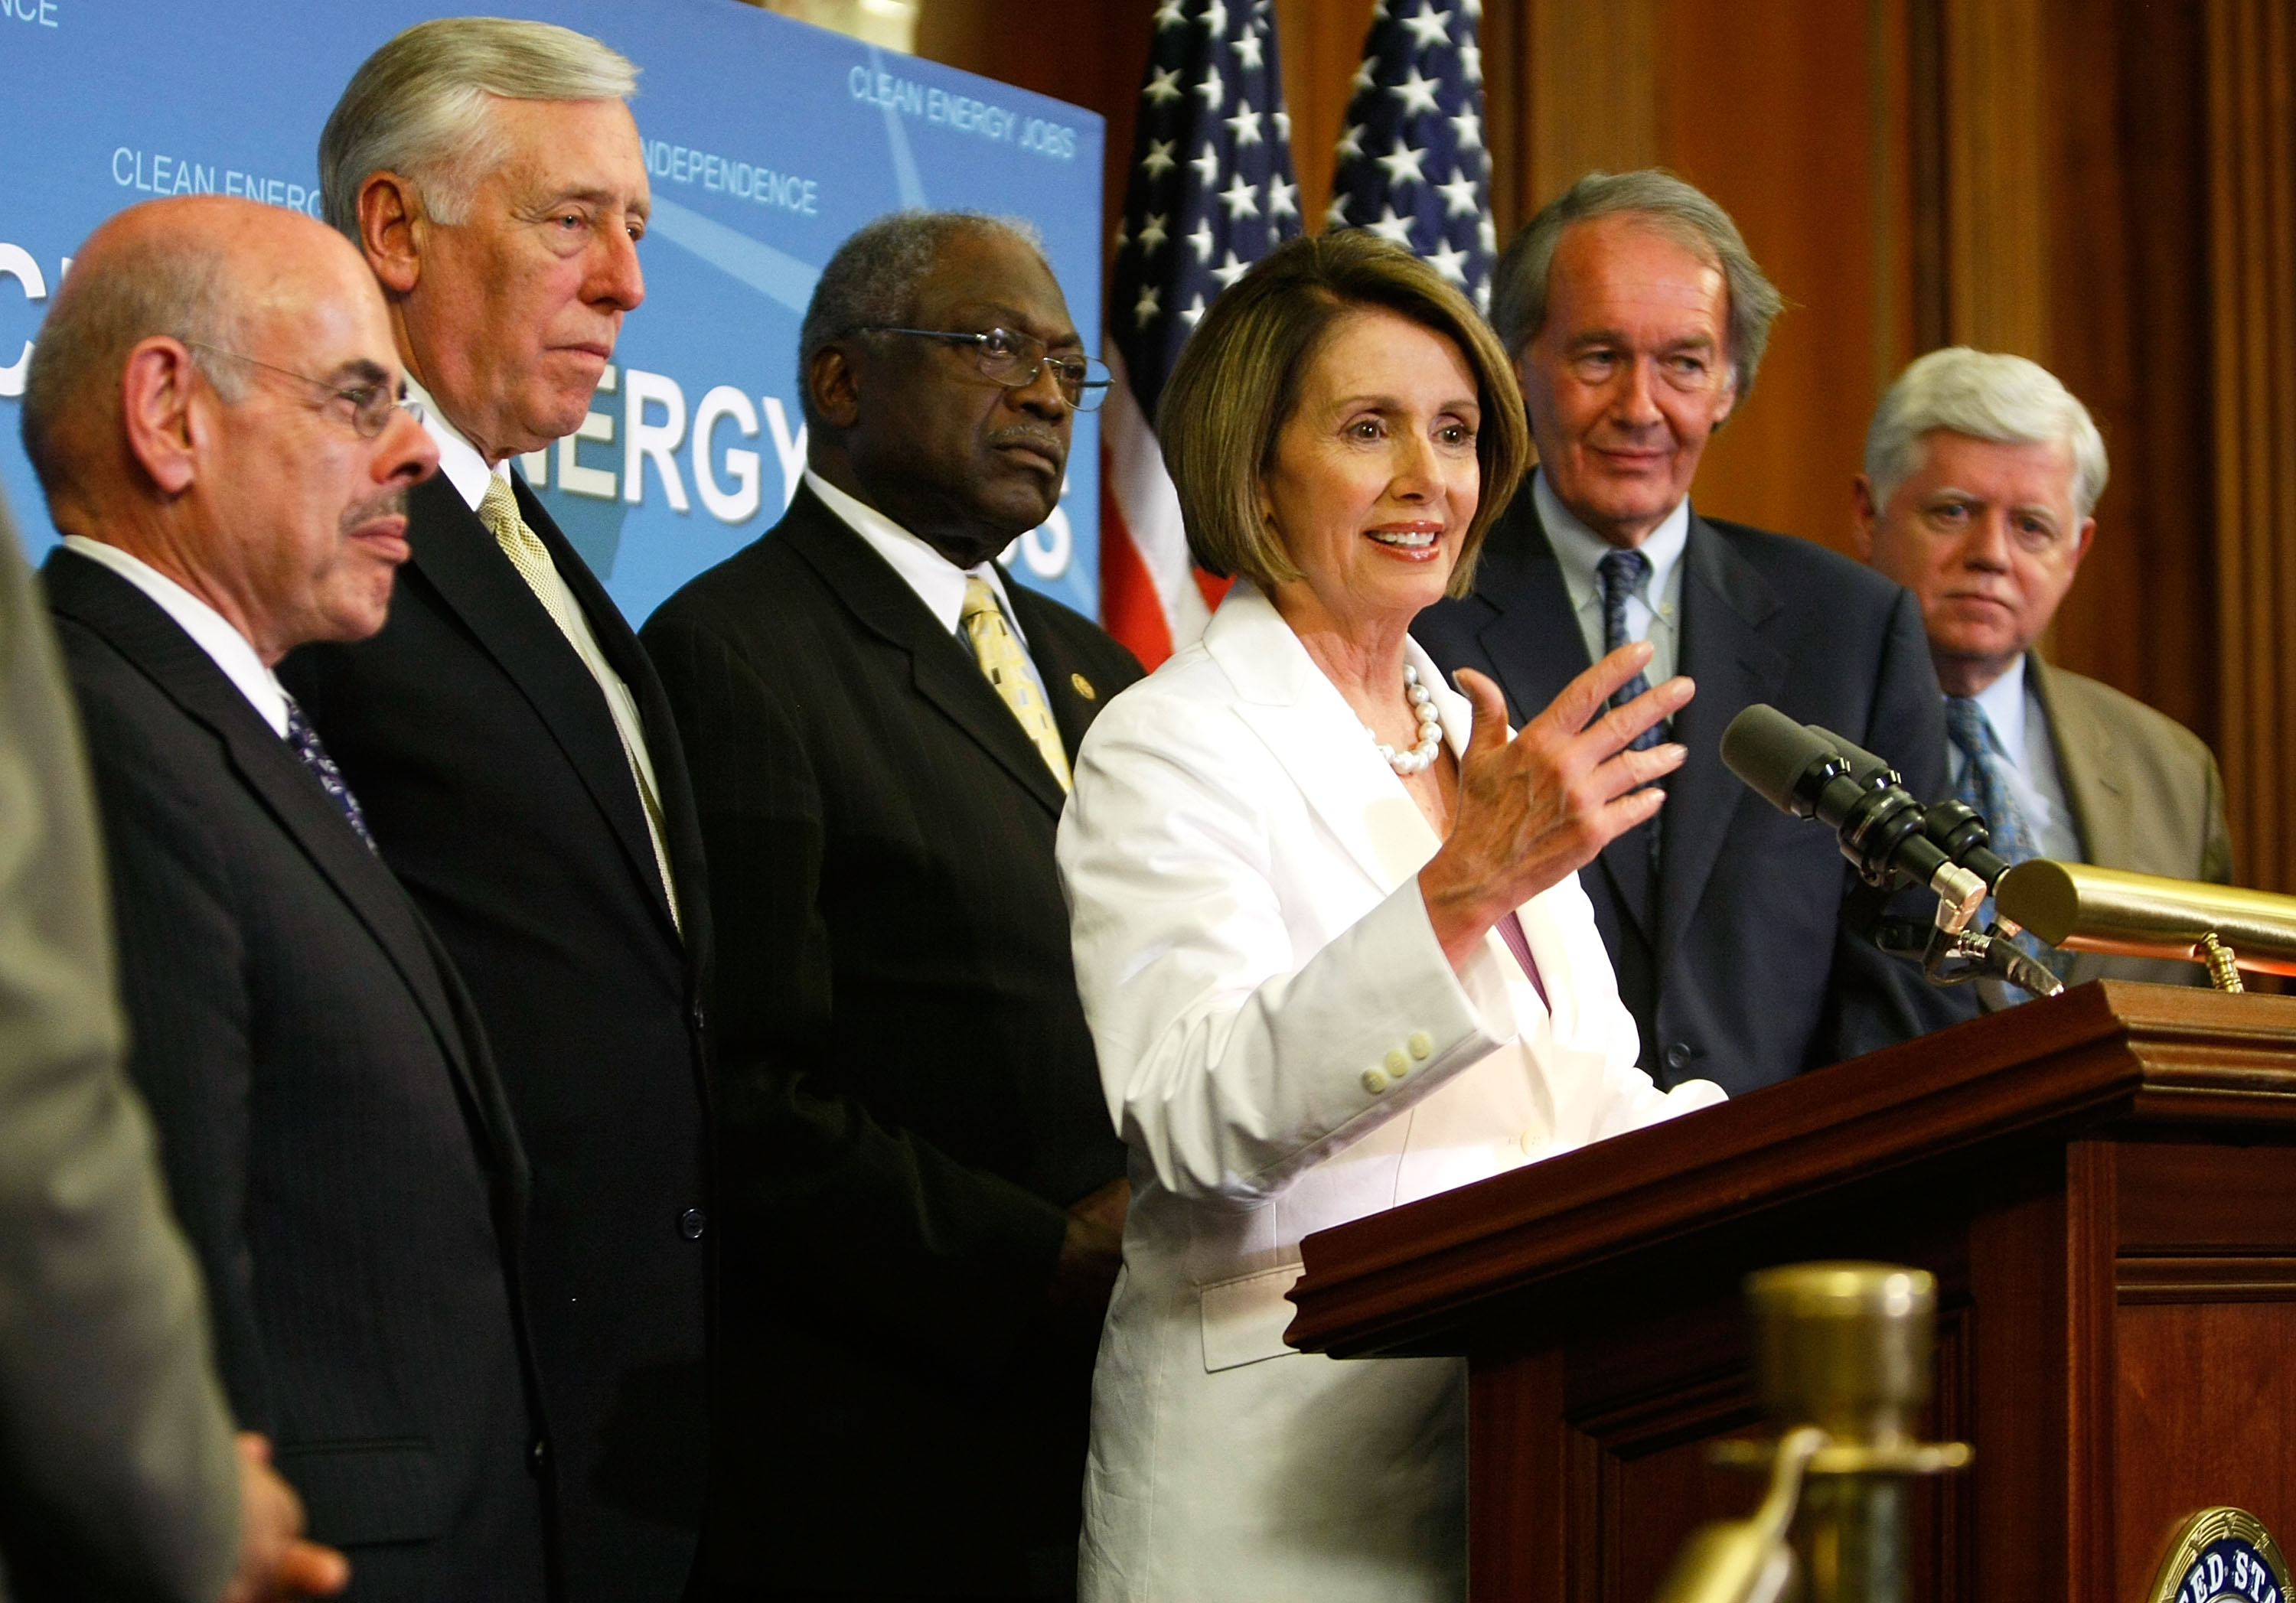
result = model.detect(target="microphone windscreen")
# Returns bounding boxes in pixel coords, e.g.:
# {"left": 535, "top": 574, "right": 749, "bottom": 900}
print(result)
{"left": 1806, "top": 725, "right": 1896, "bottom": 786}
{"left": 1720, "top": 704, "right": 1839, "bottom": 813}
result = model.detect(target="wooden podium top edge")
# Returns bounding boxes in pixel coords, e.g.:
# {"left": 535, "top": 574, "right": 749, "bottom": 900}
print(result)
{"left": 1285, "top": 981, "right": 2296, "bottom": 1357}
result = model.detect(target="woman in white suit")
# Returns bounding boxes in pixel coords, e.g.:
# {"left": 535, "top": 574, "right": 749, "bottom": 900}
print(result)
{"left": 1058, "top": 232, "right": 1727, "bottom": 1601}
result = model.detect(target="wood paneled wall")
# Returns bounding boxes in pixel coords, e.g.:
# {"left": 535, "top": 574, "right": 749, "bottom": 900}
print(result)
{"left": 915, "top": 0, "right": 2292, "bottom": 891}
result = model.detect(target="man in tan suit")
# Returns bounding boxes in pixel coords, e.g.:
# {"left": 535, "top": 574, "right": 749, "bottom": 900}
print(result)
{"left": 1855, "top": 346, "right": 2231, "bottom": 989}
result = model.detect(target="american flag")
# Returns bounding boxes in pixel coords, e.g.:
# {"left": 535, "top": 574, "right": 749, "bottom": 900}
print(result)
{"left": 1101, "top": 0, "right": 1303, "bottom": 668}
{"left": 1327, "top": 0, "right": 1495, "bottom": 311}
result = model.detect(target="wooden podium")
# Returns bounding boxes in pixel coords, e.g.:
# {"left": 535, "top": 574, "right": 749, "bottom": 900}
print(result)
{"left": 1284, "top": 982, "right": 2296, "bottom": 1601}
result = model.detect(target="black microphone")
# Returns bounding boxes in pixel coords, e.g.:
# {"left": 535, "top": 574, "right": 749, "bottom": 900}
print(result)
{"left": 1805, "top": 725, "right": 2012, "bottom": 890}
{"left": 1720, "top": 705, "right": 1988, "bottom": 917}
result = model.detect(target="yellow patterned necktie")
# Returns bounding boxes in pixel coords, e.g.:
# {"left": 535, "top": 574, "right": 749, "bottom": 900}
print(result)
{"left": 477, "top": 474, "right": 683, "bottom": 933}
{"left": 960, "top": 575, "right": 1071, "bottom": 793}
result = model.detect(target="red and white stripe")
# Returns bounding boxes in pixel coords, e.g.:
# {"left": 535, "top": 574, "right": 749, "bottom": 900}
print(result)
{"left": 1098, "top": 343, "right": 1227, "bottom": 670}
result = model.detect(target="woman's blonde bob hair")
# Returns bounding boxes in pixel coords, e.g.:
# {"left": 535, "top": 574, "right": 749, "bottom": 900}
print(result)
{"left": 1156, "top": 230, "right": 1529, "bottom": 600}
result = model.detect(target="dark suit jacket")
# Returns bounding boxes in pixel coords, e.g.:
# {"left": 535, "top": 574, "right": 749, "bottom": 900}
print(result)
{"left": 2031, "top": 652, "right": 2234, "bottom": 988}
{"left": 641, "top": 485, "right": 1140, "bottom": 1598}
{"left": 279, "top": 474, "right": 712, "bottom": 1603}
{"left": 0, "top": 513, "right": 239, "bottom": 1603}
{"left": 1415, "top": 496, "right": 1977, "bottom": 1096}
{"left": 45, "top": 549, "right": 547, "bottom": 1601}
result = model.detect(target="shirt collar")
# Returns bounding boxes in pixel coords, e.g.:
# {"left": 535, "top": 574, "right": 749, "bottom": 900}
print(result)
{"left": 1531, "top": 468, "right": 1691, "bottom": 610}
{"left": 1970, "top": 653, "right": 2030, "bottom": 764}
{"left": 803, "top": 468, "right": 1027, "bottom": 643}
{"left": 404, "top": 373, "right": 509, "bottom": 512}
{"left": 61, "top": 535, "right": 289, "bottom": 737}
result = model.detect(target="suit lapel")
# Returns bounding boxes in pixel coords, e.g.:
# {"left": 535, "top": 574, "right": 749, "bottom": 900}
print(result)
{"left": 513, "top": 479, "right": 701, "bottom": 953}
{"left": 1657, "top": 513, "right": 1788, "bottom": 960}
{"left": 45, "top": 552, "right": 513, "bottom": 1165}
{"left": 1011, "top": 587, "right": 1104, "bottom": 761}
{"left": 400, "top": 474, "right": 675, "bottom": 939}
{"left": 1466, "top": 497, "right": 1595, "bottom": 724}
{"left": 1210, "top": 585, "right": 1435, "bottom": 892}
{"left": 779, "top": 488, "right": 1070, "bottom": 817}
{"left": 2030, "top": 651, "right": 2121, "bottom": 865}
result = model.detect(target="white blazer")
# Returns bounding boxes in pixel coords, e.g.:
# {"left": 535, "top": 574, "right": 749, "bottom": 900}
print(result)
{"left": 1057, "top": 584, "right": 1725, "bottom": 1602}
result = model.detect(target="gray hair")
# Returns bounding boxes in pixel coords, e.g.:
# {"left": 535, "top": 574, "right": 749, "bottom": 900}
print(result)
{"left": 1491, "top": 169, "right": 1784, "bottom": 402}
{"left": 796, "top": 210, "right": 1048, "bottom": 431}
{"left": 20, "top": 232, "right": 246, "bottom": 500}
{"left": 319, "top": 17, "right": 638, "bottom": 238}
{"left": 1864, "top": 347, "right": 2109, "bottom": 518}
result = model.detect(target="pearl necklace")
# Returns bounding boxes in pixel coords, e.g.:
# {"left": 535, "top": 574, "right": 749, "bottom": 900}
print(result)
{"left": 1365, "top": 664, "right": 1445, "bottom": 775}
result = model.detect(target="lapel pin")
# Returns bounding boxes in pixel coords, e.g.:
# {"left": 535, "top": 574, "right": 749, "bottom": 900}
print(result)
{"left": 1071, "top": 673, "right": 1097, "bottom": 700}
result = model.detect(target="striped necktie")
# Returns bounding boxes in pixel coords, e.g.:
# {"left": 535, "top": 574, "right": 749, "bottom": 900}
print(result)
{"left": 1596, "top": 547, "right": 1665, "bottom": 751}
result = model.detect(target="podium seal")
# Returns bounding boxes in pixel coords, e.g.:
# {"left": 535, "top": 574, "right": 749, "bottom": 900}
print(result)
{"left": 2153, "top": 1508, "right": 2294, "bottom": 1603}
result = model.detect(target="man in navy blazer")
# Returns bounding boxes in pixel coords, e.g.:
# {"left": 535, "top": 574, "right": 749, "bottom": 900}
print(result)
{"left": 25, "top": 194, "right": 546, "bottom": 1597}
{"left": 1416, "top": 171, "right": 1974, "bottom": 1095}
{"left": 283, "top": 24, "right": 712, "bottom": 1598}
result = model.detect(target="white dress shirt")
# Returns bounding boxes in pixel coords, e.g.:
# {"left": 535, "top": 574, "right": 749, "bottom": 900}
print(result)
{"left": 1534, "top": 468, "right": 1691, "bottom": 683}
{"left": 1950, "top": 656, "right": 2085, "bottom": 864}
{"left": 802, "top": 468, "right": 1051, "bottom": 701}
{"left": 61, "top": 536, "right": 289, "bottom": 737}
{"left": 406, "top": 376, "right": 680, "bottom": 919}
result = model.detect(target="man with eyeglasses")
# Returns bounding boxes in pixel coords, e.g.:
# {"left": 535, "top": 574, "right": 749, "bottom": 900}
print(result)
{"left": 278, "top": 22, "right": 713, "bottom": 1598}
{"left": 643, "top": 210, "right": 1140, "bottom": 1601}
{"left": 1415, "top": 170, "right": 1971, "bottom": 1096}
{"left": 28, "top": 193, "right": 556, "bottom": 1598}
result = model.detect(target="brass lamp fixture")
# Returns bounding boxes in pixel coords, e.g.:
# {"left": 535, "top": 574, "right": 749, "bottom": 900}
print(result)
{"left": 1651, "top": 1263, "right": 1971, "bottom": 1603}
{"left": 1994, "top": 860, "right": 2296, "bottom": 992}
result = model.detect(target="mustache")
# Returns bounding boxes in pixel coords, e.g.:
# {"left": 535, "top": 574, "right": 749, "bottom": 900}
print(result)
{"left": 987, "top": 425, "right": 1067, "bottom": 458}
{"left": 338, "top": 484, "right": 412, "bottom": 535}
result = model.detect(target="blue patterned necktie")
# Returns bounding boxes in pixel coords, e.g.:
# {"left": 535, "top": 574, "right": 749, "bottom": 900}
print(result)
{"left": 283, "top": 696, "right": 377, "bottom": 852}
{"left": 1944, "top": 697, "right": 2028, "bottom": 865}
{"left": 1945, "top": 696, "right": 2062, "bottom": 985}
{"left": 1596, "top": 547, "right": 1665, "bottom": 751}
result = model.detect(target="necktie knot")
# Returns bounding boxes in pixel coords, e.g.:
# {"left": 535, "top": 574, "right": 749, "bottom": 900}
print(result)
{"left": 1596, "top": 546, "right": 1652, "bottom": 608}
{"left": 477, "top": 474, "right": 523, "bottom": 544}
{"left": 1944, "top": 696, "right": 1996, "bottom": 766}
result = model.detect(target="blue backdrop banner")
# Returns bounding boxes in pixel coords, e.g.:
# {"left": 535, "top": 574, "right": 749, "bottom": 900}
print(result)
{"left": 0, "top": 0, "right": 1104, "bottom": 624}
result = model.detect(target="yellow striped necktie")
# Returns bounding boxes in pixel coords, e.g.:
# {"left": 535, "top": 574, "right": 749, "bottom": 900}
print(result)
{"left": 959, "top": 576, "right": 1071, "bottom": 793}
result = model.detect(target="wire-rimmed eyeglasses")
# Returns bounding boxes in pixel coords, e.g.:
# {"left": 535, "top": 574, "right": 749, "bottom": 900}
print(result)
{"left": 857, "top": 325, "right": 1111, "bottom": 412}
{"left": 185, "top": 342, "right": 406, "bottom": 438}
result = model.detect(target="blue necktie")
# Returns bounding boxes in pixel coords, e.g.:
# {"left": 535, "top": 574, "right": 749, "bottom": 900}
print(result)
{"left": 1597, "top": 548, "right": 1665, "bottom": 751}
{"left": 1944, "top": 698, "right": 2028, "bottom": 865}
{"left": 283, "top": 696, "right": 377, "bottom": 852}
{"left": 1944, "top": 696, "right": 2061, "bottom": 982}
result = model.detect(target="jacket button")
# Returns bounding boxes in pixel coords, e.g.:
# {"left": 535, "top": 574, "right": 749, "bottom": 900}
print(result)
{"left": 1665, "top": 1042, "right": 1694, "bottom": 1072}
{"left": 679, "top": 1207, "right": 707, "bottom": 1241}
{"left": 690, "top": 1000, "right": 707, "bottom": 1033}
{"left": 1361, "top": 1068, "right": 1389, "bottom": 1095}
{"left": 1407, "top": 1031, "right": 1433, "bottom": 1061}
{"left": 529, "top": 1437, "right": 549, "bottom": 1472}
{"left": 1384, "top": 1048, "right": 1410, "bottom": 1078}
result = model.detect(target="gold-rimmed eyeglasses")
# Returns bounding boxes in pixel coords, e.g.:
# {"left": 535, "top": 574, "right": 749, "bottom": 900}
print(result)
{"left": 184, "top": 342, "right": 405, "bottom": 438}
{"left": 858, "top": 325, "right": 1112, "bottom": 412}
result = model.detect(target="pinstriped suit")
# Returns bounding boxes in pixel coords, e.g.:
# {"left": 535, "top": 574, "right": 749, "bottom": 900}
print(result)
{"left": 45, "top": 547, "right": 547, "bottom": 1601}
{"left": 642, "top": 484, "right": 1140, "bottom": 1598}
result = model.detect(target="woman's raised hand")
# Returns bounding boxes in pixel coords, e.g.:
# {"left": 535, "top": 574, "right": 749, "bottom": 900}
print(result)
{"left": 1419, "top": 643, "right": 1694, "bottom": 970}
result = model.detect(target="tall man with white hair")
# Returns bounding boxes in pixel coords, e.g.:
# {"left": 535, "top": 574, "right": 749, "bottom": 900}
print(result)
{"left": 1418, "top": 171, "right": 1972, "bottom": 1096}
{"left": 1856, "top": 347, "right": 2232, "bottom": 989}
{"left": 279, "top": 21, "right": 713, "bottom": 1598}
